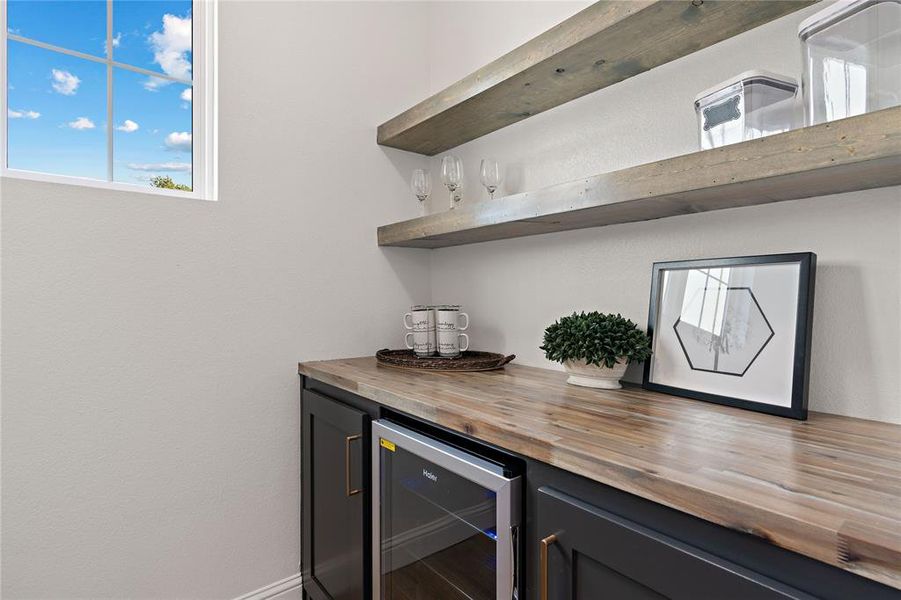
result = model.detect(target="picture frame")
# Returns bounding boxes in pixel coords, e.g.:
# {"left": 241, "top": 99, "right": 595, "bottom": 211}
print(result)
{"left": 642, "top": 253, "right": 816, "bottom": 419}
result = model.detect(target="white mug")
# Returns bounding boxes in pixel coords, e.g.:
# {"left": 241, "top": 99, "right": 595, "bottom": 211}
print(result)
{"left": 404, "top": 305, "right": 434, "bottom": 331}
{"left": 436, "top": 305, "right": 469, "bottom": 332}
{"left": 406, "top": 330, "right": 437, "bottom": 357}
{"left": 436, "top": 305, "right": 469, "bottom": 357}
{"left": 403, "top": 305, "right": 436, "bottom": 356}
{"left": 437, "top": 330, "right": 469, "bottom": 357}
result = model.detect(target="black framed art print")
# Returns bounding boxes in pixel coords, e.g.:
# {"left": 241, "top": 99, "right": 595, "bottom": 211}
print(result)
{"left": 642, "top": 253, "right": 816, "bottom": 419}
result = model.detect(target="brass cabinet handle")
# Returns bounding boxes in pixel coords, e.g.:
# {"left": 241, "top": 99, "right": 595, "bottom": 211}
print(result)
{"left": 345, "top": 434, "right": 363, "bottom": 497}
{"left": 540, "top": 533, "right": 558, "bottom": 600}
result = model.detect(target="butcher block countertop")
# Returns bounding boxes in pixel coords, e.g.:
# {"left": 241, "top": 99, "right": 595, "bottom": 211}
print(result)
{"left": 298, "top": 357, "right": 901, "bottom": 589}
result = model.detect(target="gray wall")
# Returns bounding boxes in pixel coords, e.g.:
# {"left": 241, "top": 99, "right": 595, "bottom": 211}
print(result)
{"left": 2, "top": 3, "right": 899, "bottom": 599}
{"left": 423, "top": 1, "right": 901, "bottom": 423}
{"left": 0, "top": 2, "right": 431, "bottom": 597}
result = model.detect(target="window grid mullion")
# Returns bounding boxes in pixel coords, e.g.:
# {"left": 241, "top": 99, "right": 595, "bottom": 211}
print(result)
{"left": 106, "top": 0, "right": 113, "bottom": 182}
{"left": 6, "top": 34, "right": 192, "bottom": 86}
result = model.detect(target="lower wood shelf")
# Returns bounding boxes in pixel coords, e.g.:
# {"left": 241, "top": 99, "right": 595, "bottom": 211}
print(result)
{"left": 377, "top": 107, "right": 901, "bottom": 249}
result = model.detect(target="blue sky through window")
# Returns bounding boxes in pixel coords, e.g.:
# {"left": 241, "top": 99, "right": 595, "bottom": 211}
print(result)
{"left": 7, "top": 1, "right": 107, "bottom": 57}
{"left": 8, "top": 40, "right": 107, "bottom": 179}
{"left": 6, "top": 0, "right": 193, "bottom": 190}
{"left": 113, "top": 1, "right": 193, "bottom": 77}
{"left": 114, "top": 67, "right": 192, "bottom": 186}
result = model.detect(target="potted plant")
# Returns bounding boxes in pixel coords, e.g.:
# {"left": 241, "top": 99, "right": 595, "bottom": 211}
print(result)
{"left": 540, "top": 312, "right": 652, "bottom": 389}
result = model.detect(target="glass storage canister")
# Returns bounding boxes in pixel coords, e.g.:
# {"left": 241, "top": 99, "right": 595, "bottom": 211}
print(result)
{"left": 694, "top": 70, "right": 799, "bottom": 150}
{"left": 799, "top": 0, "right": 901, "bottom": 126}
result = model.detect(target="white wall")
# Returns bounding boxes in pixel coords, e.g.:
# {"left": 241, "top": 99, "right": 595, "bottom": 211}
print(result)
{"left": 2, "top": 3, "right": 900, "bottom": 598}
{"left": 0, "top": 2, "right": 431, "bottom": 597}
{"left": 421, "top": 2, "right": 901, "bottom": 423}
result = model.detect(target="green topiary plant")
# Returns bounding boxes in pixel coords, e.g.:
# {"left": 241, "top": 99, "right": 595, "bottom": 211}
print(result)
{"left": 540, "top": 312, "right": 652, "bottom": 368}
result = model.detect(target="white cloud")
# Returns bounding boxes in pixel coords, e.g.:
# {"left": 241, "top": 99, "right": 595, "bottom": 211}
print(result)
{"left": 164, "top": 131, "right": 192, "bottom": 151}
{"left": 8, "top": 108, "right": 40, "bottom": 119}
{"left": 51, "top": 69, "right": 81, "bottom": 95}
{"left": 116, "top": 119, "right": 140, "bottom": 133}
{"left": 68, "top": 117, "right": 95, "bottom": 130}
{"left": 144, "top": 13, "right": 192, "bottom": 90}
{"left": 143, "top": 76, "right": 167, "bottom": 92}
{"left": 128, "top": 162, "right": 192, "bottom": 172}
{"left": 103, "top": 33, "right": 122, "bottom": 52}
{"left": 180, "top": 88, "right": 192, "bottom": 102}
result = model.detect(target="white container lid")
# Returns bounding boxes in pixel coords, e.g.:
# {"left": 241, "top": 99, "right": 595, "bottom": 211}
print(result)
{"left": 799, "top": 0, "right": 901, "bottom": 41}
{"left": 694, "top": 70, "right": 799, "bottom": 106}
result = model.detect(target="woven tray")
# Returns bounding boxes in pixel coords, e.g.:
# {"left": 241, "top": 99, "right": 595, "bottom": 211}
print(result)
{"left": 375, "top": 349, "right": 515, "bottom": 372}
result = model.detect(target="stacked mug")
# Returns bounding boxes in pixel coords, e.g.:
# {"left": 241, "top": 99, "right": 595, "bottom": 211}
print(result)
{"left": 404, "top": 305, "right": 469, "bottom": 358}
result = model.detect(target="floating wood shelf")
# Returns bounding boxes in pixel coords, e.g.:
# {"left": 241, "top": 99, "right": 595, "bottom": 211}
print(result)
{"left": 378, "top": 107, "right": 901, "bottom": 248}
{"left": 377, "top": 0, "right": 815, "bottom": 156}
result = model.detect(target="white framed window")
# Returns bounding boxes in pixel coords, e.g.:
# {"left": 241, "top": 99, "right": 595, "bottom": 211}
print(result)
{"left": 1, "top": 0, "right": 216, "bottom": 200}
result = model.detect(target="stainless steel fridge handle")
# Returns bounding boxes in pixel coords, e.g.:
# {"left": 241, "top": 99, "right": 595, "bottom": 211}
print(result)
{"left": 372, "top": 419, "right": 510, "bottom": 488}
{"left": 510, "top": 525, "right": 519, "bottom": 599}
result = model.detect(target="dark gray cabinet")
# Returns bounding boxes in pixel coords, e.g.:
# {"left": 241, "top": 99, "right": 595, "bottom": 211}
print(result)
{"left": 536, "top": 487, "right": 810, "bottom": 600}
{"left": 302, "top": 389, "right": 370, "bottom": 600}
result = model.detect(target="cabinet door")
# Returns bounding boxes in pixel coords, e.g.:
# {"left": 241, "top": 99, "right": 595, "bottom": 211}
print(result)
{"left": 536, "top": 487, "right": 811, "bottom": 600}
{"left": 302, "top": 390, "right": 370, "bottom": 600}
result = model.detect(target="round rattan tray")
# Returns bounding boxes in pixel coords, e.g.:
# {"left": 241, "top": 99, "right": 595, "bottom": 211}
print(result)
{"left": 375, "top": 349, "right": 515, "bottom": 372}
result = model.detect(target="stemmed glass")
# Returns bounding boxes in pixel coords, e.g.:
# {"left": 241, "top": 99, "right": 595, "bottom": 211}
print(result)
{"left": 480, "top": 159, "right": 502, "bottom": 200}
{"left": 440, "top": 155, "right": 463, "bottom": 209}
{"left": 411, "top": 169, "right": 431, "bottom": 210}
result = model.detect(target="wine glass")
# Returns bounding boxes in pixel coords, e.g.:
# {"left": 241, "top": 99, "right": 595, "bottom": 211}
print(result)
{"left": 454, "top": 156, "right": 465, "bottom": 205}
{"left": 440, "top": 155, "right": 463, "bottom": 209}
{"left": 411, "top": 169, "right": 431, "bottom": 207}
{"left": 480, "top": 159, "right": 502, "bottom": 200}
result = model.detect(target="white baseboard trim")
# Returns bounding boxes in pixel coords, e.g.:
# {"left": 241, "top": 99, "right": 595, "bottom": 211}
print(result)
{"left": 234, "top": 573, "right": 303, "bottom": 600}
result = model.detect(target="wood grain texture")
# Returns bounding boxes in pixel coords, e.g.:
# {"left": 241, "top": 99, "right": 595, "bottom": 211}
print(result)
{"left": 378, "top": 106, "right": 901, "bottom": 248}
{"left": 377, "top": 0, "right": 816, "bottom": 155}
{"left": 298, "top": 357, "right": 901, "bottom": 589}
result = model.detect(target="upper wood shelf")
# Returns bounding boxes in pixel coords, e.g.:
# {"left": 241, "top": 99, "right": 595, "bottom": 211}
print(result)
{"left": 378, "top": 107, "right": 901, "bottom": 248}
{"left": 377, "top": 0, "right": 815, "bottom": 156}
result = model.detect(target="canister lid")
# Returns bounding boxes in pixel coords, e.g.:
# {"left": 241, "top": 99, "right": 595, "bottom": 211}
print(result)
{"left": 799, "top": 0, "right": 901, "bottom": 41}
{"left": 693, "top": 70, "right": 798, "bottom": 106}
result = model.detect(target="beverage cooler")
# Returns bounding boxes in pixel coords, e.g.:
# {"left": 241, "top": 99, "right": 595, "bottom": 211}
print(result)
{"left": 371, "top": 419, "right": 522, "bottom": 600}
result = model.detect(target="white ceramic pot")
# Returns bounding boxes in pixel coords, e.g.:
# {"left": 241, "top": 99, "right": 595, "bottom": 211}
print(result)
{"left": 563, "top": 359, "right": 628, "bottom": 389}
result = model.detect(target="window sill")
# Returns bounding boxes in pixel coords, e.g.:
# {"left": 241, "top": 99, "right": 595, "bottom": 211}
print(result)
{"left": 0, "top": 168, "right": 216, "bottom": 202}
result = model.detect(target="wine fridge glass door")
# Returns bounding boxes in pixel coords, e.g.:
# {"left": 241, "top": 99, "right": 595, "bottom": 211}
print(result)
{"left": 372, "top": 420, "right": 519, "bottom": 600}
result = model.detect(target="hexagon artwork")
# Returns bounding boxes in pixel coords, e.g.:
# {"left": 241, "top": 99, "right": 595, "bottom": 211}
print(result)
{"left": 673, "top": 287, "right": 774, "bottom": 377}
